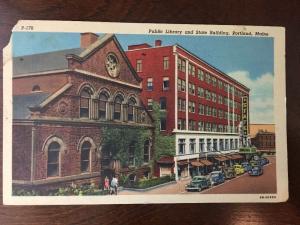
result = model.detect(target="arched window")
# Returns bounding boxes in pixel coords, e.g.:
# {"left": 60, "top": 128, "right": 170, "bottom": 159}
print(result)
{"left": 81, "top": 141, "right": 91, "bottom": 172}
{"left": 47, "top": 141, "right": 60, "bottom": 177}
{"left": 32, "top": 85, "right": 41, "bottom": 92}
{"left": 128, "top": 97, "right": 136, "bottom": 122}
{"left": 144, "top": 140, "right": 150, "bottom": 163}
{"left": 114, "top": 95, "right": 124, "bottom": 120}
{"left": 80, "top": 87, "right": 93, "bottom": 118}
{"left": 99, "top": 92, "right": 109, "bottom": 120}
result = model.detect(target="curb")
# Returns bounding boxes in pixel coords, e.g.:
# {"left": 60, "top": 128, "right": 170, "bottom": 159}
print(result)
{"left": 120, "top": 180, "right": 177, "bottom": 192}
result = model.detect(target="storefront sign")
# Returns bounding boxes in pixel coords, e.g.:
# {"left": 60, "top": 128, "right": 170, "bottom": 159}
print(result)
{"left": 242, "top": 96, "right": 249, "bottom": 136}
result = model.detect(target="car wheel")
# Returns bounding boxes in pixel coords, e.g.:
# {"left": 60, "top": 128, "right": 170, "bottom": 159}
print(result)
{"left": 198, "top": 187, "right": 202, "bottom": 192}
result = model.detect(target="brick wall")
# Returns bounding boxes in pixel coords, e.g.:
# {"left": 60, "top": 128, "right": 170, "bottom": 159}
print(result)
{"left": 12, "top": 124, "right": 32, "bottom": 180}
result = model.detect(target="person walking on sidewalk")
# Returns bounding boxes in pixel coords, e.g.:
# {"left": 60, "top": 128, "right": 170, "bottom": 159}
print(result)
{"left": 110, "top": 175, "right": 118, "bottom": 195}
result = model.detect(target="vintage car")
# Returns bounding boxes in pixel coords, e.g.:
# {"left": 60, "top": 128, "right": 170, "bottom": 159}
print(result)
{"left": 260, "top": 157, "right": 269, "bottom": 166}
{"left": 248, "top": 165, "right": 263, "bottom": 176}
{"left": 233, "top": 164, "right": 245, "bottom": 175}
{"left": 185, "top": 176, "right": 211, "bottom": 192}
{"left": 209, "top": 171, "right": 225, "bottom": 186}
{"left": 250, "top": 160, "right": 260, "bottom": 167}
{"left": 241, "top": 162, "right": 252, "bottom": 172}
{"left": 222, "top": 166, "right": 236, "bottom": 179}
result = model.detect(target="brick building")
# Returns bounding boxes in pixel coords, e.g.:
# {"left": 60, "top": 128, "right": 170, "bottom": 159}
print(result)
{"left": 12, "top": 33, "right": 153, "bottom": 191}
{"left": 126, "top": 40, "right": 250, "bottom": 179}
{"left": 250, "top": 124, "right": 275, "bottom": 153}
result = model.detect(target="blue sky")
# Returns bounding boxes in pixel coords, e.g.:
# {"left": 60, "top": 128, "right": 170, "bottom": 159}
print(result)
{"left": 12, "top": 32, "right": 274, "bottom": 123}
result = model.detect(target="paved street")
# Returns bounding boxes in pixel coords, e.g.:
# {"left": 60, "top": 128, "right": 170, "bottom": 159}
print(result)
{"left": 120, "top": 156, "right": 276, "bottom": 195}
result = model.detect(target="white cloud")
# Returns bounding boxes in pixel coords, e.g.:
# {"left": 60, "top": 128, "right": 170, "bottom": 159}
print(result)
{"left": 228, "top": 71, "right": 274, "bottom": 124}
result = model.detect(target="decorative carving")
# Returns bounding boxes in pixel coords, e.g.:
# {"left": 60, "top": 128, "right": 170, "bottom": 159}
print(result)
{"left": 105, "top": 53, "right": 120, "bottom": 78}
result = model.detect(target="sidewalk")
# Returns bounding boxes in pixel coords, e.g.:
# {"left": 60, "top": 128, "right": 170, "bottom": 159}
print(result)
{"left": 119, "top": 178, "right": 191, "bottom": 195}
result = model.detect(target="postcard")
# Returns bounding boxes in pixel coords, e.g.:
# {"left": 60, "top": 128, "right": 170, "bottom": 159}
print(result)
{"left": 3, "top": 20, "right": 288, "bottom": 204}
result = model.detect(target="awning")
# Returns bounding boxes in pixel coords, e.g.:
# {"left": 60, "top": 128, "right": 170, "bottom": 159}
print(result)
{"left": 214, "top": 156, "right": 228, "bottom": 162}
{"left": 200, "top": 159, "right": 213, "bottom": 166}
{"left": 157, "top": 156, "right": 174, "bottom": 164}
{"left": 177, "top": 160, "right": 188, "bottom": 166}
{"left": 191, "top": 161, "right": 204, "bottom": 167}
{"left": 230, "top": 154, "right": 243, "bottom": 160}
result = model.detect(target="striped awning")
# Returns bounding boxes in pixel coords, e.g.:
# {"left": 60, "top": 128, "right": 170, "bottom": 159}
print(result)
{"left": 191, "top": 161, "right": 204, "bottom": 167}
{"left": 200, "top": 159, "right": 213, "bottom": 166}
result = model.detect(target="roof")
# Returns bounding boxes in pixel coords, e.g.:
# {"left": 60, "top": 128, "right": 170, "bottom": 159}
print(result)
{"left": 13, "top": 93, "right": 50, "bottom": 119}
{"left": 157, "top": 156, "right": 174, "bottom": 164}
{"left": 13, "top": 48, "right": 84, "bottom": 76}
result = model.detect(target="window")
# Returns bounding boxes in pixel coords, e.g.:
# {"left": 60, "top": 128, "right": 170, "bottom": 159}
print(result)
{"left": 205, "top": 90, "right": 211, "bottom": 100}
{"left": 178, "top": 98, "right": 186, "bottom": 111}
{"left": 218, "top": 110, "right": 223, "bottom": 119}
{"left": 188, "top": 120, "right": 196, "bottom": 130}
{"left": 160, "top": 118, "right": 166, "bottom": 131}
{"left": 188, "top": 64, "right": 195, "bottom": 76}
{"left": 206, "top": 106, "right": 211, "bottom": 116}
{"left": 136, "top": 59, "right": 142, "bottom": 72}
{"left": 198, "top": 87, "right": 204, "bottom": 98}
{"left": 177, "top": 79, "right": 186, "bottom": 92}
{"left": 129, "top": 142, "right": 135, "bottom": 166}
{"left": 80, "top": 87, "right": 93, "bottom": 118}
{"left": 160, "top": 97, "right": 167, "bottom": 110}
{"left": 199, "top": 104, "right": 205, "bottom": 115}
{"left": 178, "top": 58, "right": 186, "bottom": 72}
{"left": 224, "top": 97, "right": 228, "bottom": 106}
{"left": 205, "top": 122, "right": 211, "bottom": 131}
{"left": 218, "top": 124, "right": 223, "bottom": 132}
{"left": 198, "top": 69, "right": 204, "bottom": 80}
{"left": 213, "top": 139, "right": 218, "bottom": 151}
{"left": 212, "top": 92, "right": 217, "bottom": 102}
{"left": 218, "top": 80, "right": 223, "bottom": 89}
{"left": 199, "top": 139, "right": 205, "bottom": 152}
{"left": 178, "top": 139, "right": 186, "bottom": 155}
{"left": 218, "top": 95, "right": 223, "bottom": 104}
{"left": 224, "top": 83, "right": 228, "bottom": 92}
{"left": 225, "top": 139, "right": 229, "bottom": 150}
{"left": 144, "top": 140, "right": 150, "bottom": 163}
{"left": 47, "top": 142, "right": 60, "bottom": 177}
{"left": 212, "top": 77, "right": 217, "bottom": 87}
{"left": 188, "top": 83, "right": 195, "bottom": 95}
{"left": 81, "top": 141, "right": 91, "bottom": 172}
{"left": 212, "top": 123, "right": 217, "bottom": 132}
{"left": 128, "top": 98, "right": 136, "bottom": 121}
{"left": 32, "top": 85, "right": 41, "bottom": 92}
{"left": 219, "top": 139, "right": 224, "bottom": 151}
{"left": 178, "top": 119, "right": 186, "bottom": 130}
{"left": 212, "top": 108, "right": 217, "bottom": 117}
{"left": 114, "top": 95, "right": 124, "bottom": 120}
{"left": 147, "top": 99, "right": 153, "bottom": 110}
{"left": 163, "top": 56, "right": 169, "bottom": 70}
{"left": 205, "top": 73, "right": 211, "bottom": 84}
{"left": 189, "top": 139, "right": 196, "bottom": 154}
{"left": 163, "top": 77, "right": 170, "bottom": 90}
{"left": 147, "top": 78, "right": 153, "bottom": 91}
{"left": 188, "top": 101, "right": 195, "bottom": 113}
{"left": 207, "top": 138, "right": 212, "bottom": 151}
{"left": 198, "top": 121, "right": 204, "bottom": 131}
{"left": 99, "top": 92, "right": 109, "bottom": 120}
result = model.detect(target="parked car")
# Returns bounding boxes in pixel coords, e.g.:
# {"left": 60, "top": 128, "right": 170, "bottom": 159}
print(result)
{"left": 209, "top": 171, "right": 225, "bottom": 186}
{"left": 185, "top": 176, "right": 211, "bottom": 192}
{"left": 250, "top": 160, "right": 260, "bottom": 167}
{"left": 248, "top": 165, "right": 263, "bottom": 176}
{"left": 260, "top": 157, "right": 269, "bottom": 166}
{"left": 222, "top": 166, "right": 236, "bottom": 179}
{"left": 234, "top": 164, "right": 245, "bottom": 175}
{"left": 241, "top": 162, "right": 252, "bottom": 172}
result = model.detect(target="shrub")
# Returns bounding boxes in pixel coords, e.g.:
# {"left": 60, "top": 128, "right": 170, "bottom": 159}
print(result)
{"left": 126, "top": 174, "right": 175, "bottom": 189}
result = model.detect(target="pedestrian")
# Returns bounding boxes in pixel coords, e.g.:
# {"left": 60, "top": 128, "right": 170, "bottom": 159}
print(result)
{"left": 104, "top": 176, "right": 110, "bottom": 190}
{"left": 110, "top": 175, "right": 118, "bottom": 195}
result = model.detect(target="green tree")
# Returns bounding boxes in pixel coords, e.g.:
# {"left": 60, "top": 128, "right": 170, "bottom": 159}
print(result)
{"left": 152, "top": 102, "right": 175, "bottom": 160}
{"left": 101, "top": 126, "right": 151, "bottom": 167}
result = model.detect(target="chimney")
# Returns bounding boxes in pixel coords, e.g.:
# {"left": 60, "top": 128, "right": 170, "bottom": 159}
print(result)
{"left": 80, "top": 33, "right": 99, "bottom": 48}
{"left": 155, "top": 40, "right": 162, "bottom": 47}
